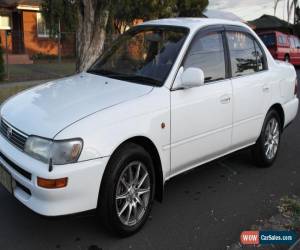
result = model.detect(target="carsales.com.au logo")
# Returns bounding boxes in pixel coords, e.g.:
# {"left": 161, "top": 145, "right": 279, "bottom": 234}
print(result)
{"left": 240, "top": 231, "right": 298, "bottom": 246}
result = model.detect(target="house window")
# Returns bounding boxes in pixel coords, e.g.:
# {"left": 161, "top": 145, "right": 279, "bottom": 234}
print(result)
{"left": 0, "top": 15, "right": 11, "bottom": 30}
{"left": 36, "top": 12, "right": 49, "bottom": 38}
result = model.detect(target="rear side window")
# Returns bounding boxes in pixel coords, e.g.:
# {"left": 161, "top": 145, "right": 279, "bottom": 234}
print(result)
{"left": 184, "top": 32, "right": 226, "bottom": 83}
{"left": 227, "top": 31, "right": 266, "bottom": 77}
{"left": 290, "top": 37, "right": 296, "bottom": 48}
{"left": 278, "top": 35, "right": 286, "bottom": 45}
{"left": 293, "top": 37, "right": 300, "bottom": 48}
{"left": 259, "top": 33, "right": 276, "bottom": 47}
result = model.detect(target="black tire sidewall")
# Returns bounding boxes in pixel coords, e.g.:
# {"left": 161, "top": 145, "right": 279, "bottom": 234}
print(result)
{"left": 255, "top": 110, "right": 282, "bottom": 167}
{"left": 285, "top": 55, "right": 290, "bottom": 63}
{"left": 99, "top": 143, "right": 155, "bottom": 236}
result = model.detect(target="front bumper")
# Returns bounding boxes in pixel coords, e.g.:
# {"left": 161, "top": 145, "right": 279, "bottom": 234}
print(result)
{"left": 0, "top": 133, "right": 109, "bottom": 216}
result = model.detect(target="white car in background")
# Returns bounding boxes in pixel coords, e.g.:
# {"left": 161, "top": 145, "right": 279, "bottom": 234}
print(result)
{"left": 0, "top": 18, "right": 298, "bottom": 236}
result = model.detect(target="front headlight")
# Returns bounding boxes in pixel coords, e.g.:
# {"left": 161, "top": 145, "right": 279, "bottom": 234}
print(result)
{"left": 25, "top": 136, "right": 83, "bottom": 165}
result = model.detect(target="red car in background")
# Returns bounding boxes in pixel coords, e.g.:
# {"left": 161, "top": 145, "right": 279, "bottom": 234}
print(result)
{"left": 258, "top": 31, "right": 300, "bottom": 65}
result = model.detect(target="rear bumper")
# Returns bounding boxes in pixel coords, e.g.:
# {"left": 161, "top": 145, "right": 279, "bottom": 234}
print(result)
{"left": 283, "top": 97, "right": 299, "bottom": 128}
{"left": 0, "top": 133, "right": 109, "bottom": 216}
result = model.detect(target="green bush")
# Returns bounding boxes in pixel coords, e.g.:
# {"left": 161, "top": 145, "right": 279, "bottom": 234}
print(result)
{"left": 0, "top": 37, "right": 5, "bottom": 81}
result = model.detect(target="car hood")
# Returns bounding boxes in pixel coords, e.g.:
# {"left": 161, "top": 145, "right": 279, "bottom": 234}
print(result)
{"left": 0, "top": 73, "right": 153, "bottom": 138}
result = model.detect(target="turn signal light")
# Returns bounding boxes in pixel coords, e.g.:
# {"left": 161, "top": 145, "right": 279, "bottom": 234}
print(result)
{"left": 37, "top": 177, "right": 68, "bottom": 189}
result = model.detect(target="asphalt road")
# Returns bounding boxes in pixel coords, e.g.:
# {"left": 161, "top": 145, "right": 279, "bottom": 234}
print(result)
{"left": 1, "top": 72, "right": 300, "bottom": 250}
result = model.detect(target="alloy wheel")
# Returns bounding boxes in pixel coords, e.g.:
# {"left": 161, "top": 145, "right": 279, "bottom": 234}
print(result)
{"left": 264, "top": 118, "right": 280, "bottom": 160}
{"left": 115, "top": 161, "right": 151, "bottom": 226}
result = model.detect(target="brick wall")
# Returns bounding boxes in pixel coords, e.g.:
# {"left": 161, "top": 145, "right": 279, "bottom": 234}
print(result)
{"left": 0, "top": 30, "right": 12, "bottom": 53}
{"left": 25, "top": 11, "right": 76, "bottom": 57}
{"left": 1, "top": 10, "right": 75, "bottom": 57}
{"left": 23, "top": 10, "right": 58, "bottom": 56}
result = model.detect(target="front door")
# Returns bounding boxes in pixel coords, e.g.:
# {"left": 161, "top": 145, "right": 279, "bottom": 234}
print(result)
{"left": 170, "top": 28, "right": 233, "bottom": 175}
{"left": 12, "top": 11, "right": 24, "bottom": 54}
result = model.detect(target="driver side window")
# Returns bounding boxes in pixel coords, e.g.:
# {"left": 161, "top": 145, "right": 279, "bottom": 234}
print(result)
{"left": 183, "top": 32, "right": 226, "bottom": 83}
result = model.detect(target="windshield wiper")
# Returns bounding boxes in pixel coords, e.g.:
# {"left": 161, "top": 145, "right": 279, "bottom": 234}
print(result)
{"left": 116, "top": 75, "right": 160, "bottom": 86}
{"left": 87, "top": 69, "right": 160, "bottom": 86}
{"left": 87, "top": 69, "right": 118, "bottom": 76}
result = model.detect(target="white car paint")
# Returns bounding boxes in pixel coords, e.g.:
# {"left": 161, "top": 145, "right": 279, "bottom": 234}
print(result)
{"left": 1, "top": 73, "right": 153, "bottom": 138}
{"left": 0, "top": 18, "right": 298, "bottom": 216}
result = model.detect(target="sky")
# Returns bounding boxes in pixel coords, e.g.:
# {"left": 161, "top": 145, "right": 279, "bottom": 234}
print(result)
{"left": 209, "top": 0, "right": 294, "bottom": 21}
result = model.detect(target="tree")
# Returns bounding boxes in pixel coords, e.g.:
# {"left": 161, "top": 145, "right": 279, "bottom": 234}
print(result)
{"left": 42, "top": 0, "right": 208, "bottom": 72}
{"left": 42, "top": 0, "right": 77, "bottom": 36}
{"left": 112, "top": 0, "right": 209, "bottom": 32}
{"left": 0, "top": 37, "right": 5, "bottom": 81}
{"left": 274, "top": 0, "right": 282, "bottom": 16}
{"left": 177, "top": 0, "right": 209, "bottom": 17}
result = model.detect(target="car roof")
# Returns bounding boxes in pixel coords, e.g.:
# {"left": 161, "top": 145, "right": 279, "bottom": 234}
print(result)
{"left": 141, "top": 18, "right": 246, "bottom": 31}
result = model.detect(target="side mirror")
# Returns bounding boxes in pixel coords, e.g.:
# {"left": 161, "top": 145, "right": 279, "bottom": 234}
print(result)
{"left": 173, "top": 67, "right": 205, "bottom": 90}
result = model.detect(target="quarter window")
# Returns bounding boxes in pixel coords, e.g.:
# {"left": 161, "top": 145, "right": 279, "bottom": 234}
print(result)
{"left": 184, "top": 32, "right": 226, "bottom": 83}
{"left": 254, "top": 40, "right": 265, "bottom": 71}
{"left": 227, "top": 31, "right": 266, "bottom": 77}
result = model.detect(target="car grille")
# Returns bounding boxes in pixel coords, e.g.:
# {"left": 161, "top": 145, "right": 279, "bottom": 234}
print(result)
{"left": 0, "top": 118, "right": 28, "bottom": 151}
{"left": 0, "top": 150, "right": 32, "bottom": 180}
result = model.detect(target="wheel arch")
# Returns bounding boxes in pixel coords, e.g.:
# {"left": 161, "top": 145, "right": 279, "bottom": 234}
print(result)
{"left": 268, "top": 103, "right": 285, "bottom": 130}
{"left": 100, "top": 136, "right": 164, "bottom": 203}
{"left": 284, "top": 53, "right": 290, "bottom": 60}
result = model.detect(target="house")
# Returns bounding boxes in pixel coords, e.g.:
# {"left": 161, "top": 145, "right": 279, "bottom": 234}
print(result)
{"left": 248, "top": 14, "right": 293, "bottom": 33}
{"left": 0, "top": 0, "right": 75, "bottom": 64}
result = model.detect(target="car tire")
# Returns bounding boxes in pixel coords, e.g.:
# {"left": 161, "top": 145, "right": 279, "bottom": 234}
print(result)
{"left": 97, "top": 142, "right": 155, "bottom": 236}
{"left": 252, "top": 110, "right": 282, "bottom": 168}
{"left": 284, "top": 55, "right": 290, "bottom": 63}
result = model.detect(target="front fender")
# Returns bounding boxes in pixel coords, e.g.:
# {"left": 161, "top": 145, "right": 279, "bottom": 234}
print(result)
{"left": 54, "top": 87, "right": 171, "bottom": 178}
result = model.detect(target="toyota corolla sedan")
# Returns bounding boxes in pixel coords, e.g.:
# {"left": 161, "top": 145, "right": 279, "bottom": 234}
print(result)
{"left": 0, "top": 18, "right": 298, "bottom": 236}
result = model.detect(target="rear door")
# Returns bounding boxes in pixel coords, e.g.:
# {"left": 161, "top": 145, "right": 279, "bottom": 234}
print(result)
{"left": 293, "top": 36, "right": 300, "bottom": 65}
{"left": 289, "top": 36, "right": 298, "bottom": 64}
{"left": 225, "top": 26, "right": 272, "bottom": 148}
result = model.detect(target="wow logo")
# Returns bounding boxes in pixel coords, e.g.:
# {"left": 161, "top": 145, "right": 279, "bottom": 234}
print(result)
{"left": 240, "top": 231, "right": 298, "bottom": 245}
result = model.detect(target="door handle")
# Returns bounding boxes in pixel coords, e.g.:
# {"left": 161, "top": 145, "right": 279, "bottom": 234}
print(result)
{"left": 263, "top": 85, "right": 270, "bottom": 93}
{"left": 220, "top": 95, "right": 231, "bottom": 104}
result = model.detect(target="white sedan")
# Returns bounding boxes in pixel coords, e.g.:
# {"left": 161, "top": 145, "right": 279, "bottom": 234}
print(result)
{"left": 0, "top": 18, "right": 298, "bottom": 236}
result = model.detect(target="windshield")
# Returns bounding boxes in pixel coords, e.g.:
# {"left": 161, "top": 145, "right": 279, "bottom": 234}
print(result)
{"left": 259, "top": 33, "right": 276, "bottom": 47}
{"left": 88, "top": 26, "right": 189, "bottom": 87}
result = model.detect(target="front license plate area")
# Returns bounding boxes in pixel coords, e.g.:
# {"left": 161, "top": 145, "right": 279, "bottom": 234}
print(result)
{"left": 0, "top": 163, "right": 12, "bottom": 194}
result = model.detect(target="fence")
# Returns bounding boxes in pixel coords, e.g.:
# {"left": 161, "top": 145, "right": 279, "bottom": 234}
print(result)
{"left": 0, "top": 30, "right": 76, "bottom": 61}
{"left": 0, "top": 30, "right": 121, "bottom": 82}
{"left": 0, "top": 30, "right": 76, "bottom": 82}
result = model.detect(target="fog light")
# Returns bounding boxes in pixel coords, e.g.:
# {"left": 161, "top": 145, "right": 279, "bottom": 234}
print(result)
{"left": 37, "top": 177, "right": 68, "bottom": 189}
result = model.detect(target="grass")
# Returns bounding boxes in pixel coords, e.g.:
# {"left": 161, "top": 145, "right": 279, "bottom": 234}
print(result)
{"left": 1, "top": 62, "right": 76, "bottom": 83}
{"left": 0, "top": 85, "right": 33, "bottom": 103}
{"left": 278, "top": 196, "right": 300, "bottom": 229}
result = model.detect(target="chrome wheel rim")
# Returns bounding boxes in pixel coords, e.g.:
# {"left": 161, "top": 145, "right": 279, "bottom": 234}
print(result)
{"left": 264, "top": 118, "right": 280, "bottom": 160}
{"left": 115, "top": 161, "right": 151, "bottom": 226}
